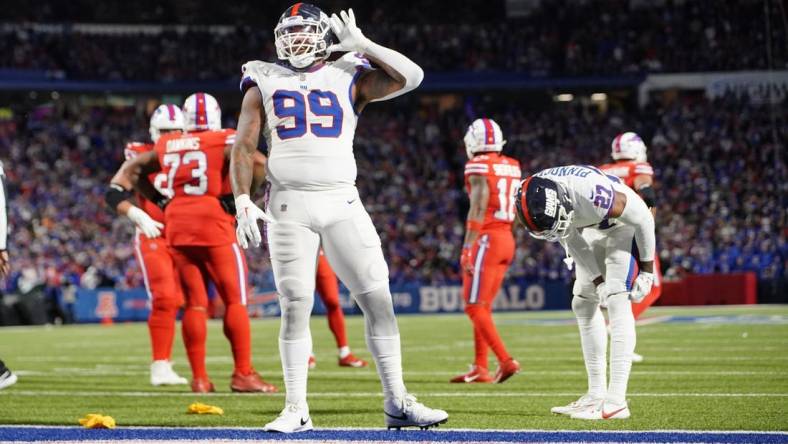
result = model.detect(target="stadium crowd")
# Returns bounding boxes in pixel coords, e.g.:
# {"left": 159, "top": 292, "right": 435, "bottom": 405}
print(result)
{"left": 0, "top": 93, "right": 783, "bottom": 295}
{"left": 1, "top": 0, "right": 784, "bottom": 81}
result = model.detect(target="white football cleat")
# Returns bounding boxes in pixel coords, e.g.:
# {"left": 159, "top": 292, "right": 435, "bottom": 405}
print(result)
{"left": 631, "top": 352, "right": 644, "bottom": 363}
{"left": 150, "top": 360, "right": 188, "bottom": 386}
{"left": 385, "top": 394, "right": 448, "bottom": 430}
{"left": 550, "top": 394, "right": 603, "bottom": 416}
{"left": 264, "top": 402, "right": 313, "bottom": 433}
{"left": 0, "top": 369, "right": 18, "bottom": 390}
{"left": 571, "top": 400, "right": 630, "bottom": 420}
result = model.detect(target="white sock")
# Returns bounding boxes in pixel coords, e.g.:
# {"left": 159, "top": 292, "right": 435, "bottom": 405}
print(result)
{"left": 572, "top": 296, "right": 607, "bottom": 399}
{"left": 339, "top": 346, "right": 351, "bottom": 359}
{"left": 606, "top": 293, "right": 636, "bottom": 405}
{"left": 279, "top": 335, "right": 312, "bottom": 405}
{"left": 367, "top": 334, "right": 406, "bottom": 404}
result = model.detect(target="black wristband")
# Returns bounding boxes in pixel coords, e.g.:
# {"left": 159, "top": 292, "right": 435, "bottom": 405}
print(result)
{"left": 638, "top": 185, "right": 656, "bottom": 208}
{"left": 152, "top": 193, "right": 171, "bottom": 211}
{"left": 218, "top": 193, "right": 237, "bottom": 216}
{"left": 105, "top": 184, "right": 132, "bottom": 210}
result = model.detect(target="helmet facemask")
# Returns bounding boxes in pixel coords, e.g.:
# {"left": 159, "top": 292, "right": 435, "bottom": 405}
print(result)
{"left": 275, "top": 17, "right": 330, "bottom": 69}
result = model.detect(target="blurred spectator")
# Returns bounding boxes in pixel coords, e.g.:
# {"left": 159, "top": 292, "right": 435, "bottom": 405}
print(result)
{"left": 0, "top": 0, "right": 784, "bottom": 81}
{"left": 0, "top": 93, "right": 783, "bottom": 290}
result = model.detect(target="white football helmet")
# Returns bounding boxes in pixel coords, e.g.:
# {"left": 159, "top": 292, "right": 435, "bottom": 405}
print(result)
{"left": 149, "top": 104, "right": 185, "bottom": 142}
{"left": 611, "top": 132, "right": 647, "bottom": 161}
{"left": 463, "top": 118, "right": 506, "bottom": 159}
{"left": 182, "top": 93, "right": 221, "bottom": 132}
{"left": 274, "top": 3, "right": 333, "bottom": 69}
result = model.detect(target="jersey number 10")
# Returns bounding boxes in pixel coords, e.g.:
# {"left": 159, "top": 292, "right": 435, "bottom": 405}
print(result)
{"left": 493, "top": 177, "right": 518, "bottom": 222}
{"left": 273, "top": 89, "right": 343, "bottom": 140}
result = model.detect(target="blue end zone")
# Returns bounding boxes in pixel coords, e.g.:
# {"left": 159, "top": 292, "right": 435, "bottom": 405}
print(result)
{"left": 1, "top": 427, "right": 787, "bottom": 443}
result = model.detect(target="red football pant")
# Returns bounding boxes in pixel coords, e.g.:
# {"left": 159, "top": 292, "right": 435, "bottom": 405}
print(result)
{"left": 170, "top": 243, "right": 253, "bottom": 379}
{"left": 632, "top": 254, "right": 662, "bottom": 320}
{"left": 462, "top": 230, "right": 515, "bottom": 370}
{"left": 316, "top": 253, "right": 347, "bottom": 349}
{"left": 134, "top": 233, "right": 183, "bottom": 362}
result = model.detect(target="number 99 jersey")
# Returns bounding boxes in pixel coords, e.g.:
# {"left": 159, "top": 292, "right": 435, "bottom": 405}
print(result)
{"left": 154, "top": 129, "right": 236, "bottom": 247}
{"left": 240, "top": 53, "right": 372, "bottom": 191}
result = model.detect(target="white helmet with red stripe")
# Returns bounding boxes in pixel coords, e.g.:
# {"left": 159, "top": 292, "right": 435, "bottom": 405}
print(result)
{"left": 463, "top": 118, "right": 506, "bottom": 159}
{"left": 149, "top": 104, "right": 185, "bottom": 142}
{"left": 183, "top": 92, "right": 221, "bottom": 132}
{"left": 611, "top": 132, "right": 647, "bottom": 161}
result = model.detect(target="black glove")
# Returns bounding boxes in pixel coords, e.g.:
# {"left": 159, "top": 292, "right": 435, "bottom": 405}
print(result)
{"left": 219, "top": 193, "right": 237, "bottom": 216}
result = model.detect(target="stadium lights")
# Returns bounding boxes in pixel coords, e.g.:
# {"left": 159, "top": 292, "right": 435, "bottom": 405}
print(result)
{"left": 555, "top": 94, "right": 574, "bottom": 102}
{"left": 591, "top": 93, "right": 608, "bottom": 101}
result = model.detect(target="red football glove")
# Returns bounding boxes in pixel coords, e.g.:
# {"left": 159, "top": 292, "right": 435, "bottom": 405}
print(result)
{"left": 461, "top": 244, "right": 474, "bottom": 274}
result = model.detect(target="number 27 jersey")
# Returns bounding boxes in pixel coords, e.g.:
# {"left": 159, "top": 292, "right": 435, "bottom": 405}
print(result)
{"left": 240, "top": 53, "right": 372, "bottom": 191}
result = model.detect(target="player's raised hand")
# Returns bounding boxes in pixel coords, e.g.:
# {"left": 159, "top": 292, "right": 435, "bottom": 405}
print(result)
{"left": 126, "top": 206, "right": 164, "bottom": 239}
{"left": 235, "top": 194, "right": 276, "bottom": 249}
{"left": 328, "top": 8, "right": 369, "bottom": 54}
{"left": 630, "top": 271, "right": 654, "bottom": 303}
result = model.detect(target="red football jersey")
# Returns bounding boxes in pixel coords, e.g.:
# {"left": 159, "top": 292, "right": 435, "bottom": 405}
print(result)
{"left": 464, "top": 153, "right": 522, "bottom": 231}
{"left": 599, "top": 160, "right": 654, "bottom": 189}
{"left": 154, "top": 129, "right": 236, "bottom": 247}
{"left": 124, "top": 142, "right": 167, "bottom": 224}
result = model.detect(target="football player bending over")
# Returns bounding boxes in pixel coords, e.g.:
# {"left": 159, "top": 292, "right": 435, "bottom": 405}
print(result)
{"left": 230, "top": 3, "right": 448, "bottom": 433}
{"left": 514, "top": 165, "right": 655, "bottom": 420}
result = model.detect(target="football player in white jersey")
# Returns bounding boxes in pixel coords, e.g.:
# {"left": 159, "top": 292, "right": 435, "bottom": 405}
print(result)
{"left": 514, "top": 165, "right": 656, "bottom": 420}
{"left": 230, "top": 3, "right": 447, "bottom": 433}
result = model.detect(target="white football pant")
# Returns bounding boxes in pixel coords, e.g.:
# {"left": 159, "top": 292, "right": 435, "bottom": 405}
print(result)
{"left": 267, "top": 185, "right": 405, "bottom": 406}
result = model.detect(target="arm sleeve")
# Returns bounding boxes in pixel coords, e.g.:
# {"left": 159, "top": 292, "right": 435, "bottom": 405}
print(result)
{"left": 562, "top": 229, "right": 602, "bottom": 279}
{"left": 614, "top": 185, "right": 656, "bottom": 262}
{"left": 0, "top": 166, "right": 7, "bottom": 250}
{"left": 360, "top": 40, "right": 424, "bottom": 102}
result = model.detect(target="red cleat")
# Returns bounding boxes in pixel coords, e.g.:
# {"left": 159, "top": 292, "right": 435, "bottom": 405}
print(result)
{"left": 308, "top": 355, "right": 316, "bottom": 370}
{"left": 494, "top": 358, "right": 521, "bottom": 384}
{"left": 230, "top": 371, "right": 278, "bottom": 393}
{"left": 450, "top": 365, "right": 493, "bottom": 383}
{"left": 338, "top": 353, "right": 368, "bottom": 368}
{"left": 191, "top": 377, "right": 215, "bottom": 393}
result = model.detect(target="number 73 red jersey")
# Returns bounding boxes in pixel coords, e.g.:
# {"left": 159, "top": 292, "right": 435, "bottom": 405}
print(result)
{"left": 154, "top": 129, "right": 236, "bottom": 247}
{"left": 464, "top": 153, "right": 522, "bottom": 231}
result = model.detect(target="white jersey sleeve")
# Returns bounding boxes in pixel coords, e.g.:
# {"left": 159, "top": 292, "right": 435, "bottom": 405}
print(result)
{"left": 611, "top": 182, "right": 656, "bottom": 262}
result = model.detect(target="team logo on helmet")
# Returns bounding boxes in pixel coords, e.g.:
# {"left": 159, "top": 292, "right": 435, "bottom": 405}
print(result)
{"left": 182, "top": 92, "right": 221, "bottom": 132}
{"left": 514, "top": 176, "right": 574, "bottom": 242}
{"left": 274, "top": 3, "right": 334, "bottom": 69}
{"left": 463, "top": 118, "right": 506, "bottom": 159}
{"left": 611, "top": 132, "right": 647, "bottom": 161}
{"left": 149, "top": 104, "right": 185, "bottom": 142}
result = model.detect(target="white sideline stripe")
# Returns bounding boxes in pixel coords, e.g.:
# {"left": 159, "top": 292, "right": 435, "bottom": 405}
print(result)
{"left": 1, "top": 390, "right": 786, "bottom": 398}
{"left": 1, "top": 425, "right": 786, "bottom": 435}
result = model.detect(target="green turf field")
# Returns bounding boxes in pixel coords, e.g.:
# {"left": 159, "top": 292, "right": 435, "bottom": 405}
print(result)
{"left": 1, "top": 305, "right": 787, "bottom": 431}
